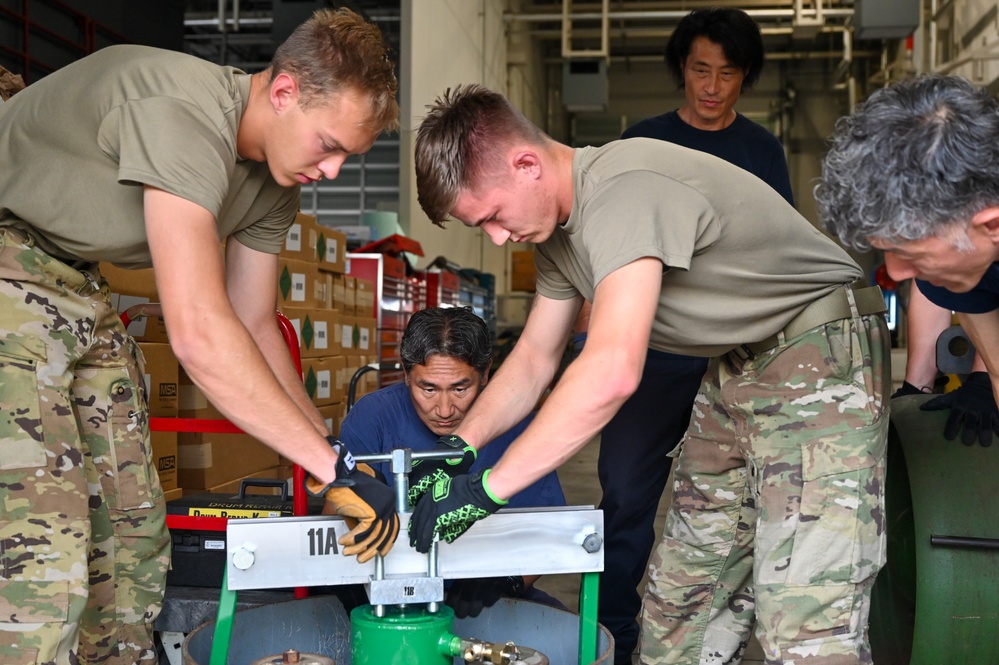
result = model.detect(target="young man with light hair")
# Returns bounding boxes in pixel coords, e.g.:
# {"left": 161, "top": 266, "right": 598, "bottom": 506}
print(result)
{"left": 407, "top": 84, "right": 889, "bottom": 664}
{"left": 0, "top": 9, "right": 399, "bottom": 663}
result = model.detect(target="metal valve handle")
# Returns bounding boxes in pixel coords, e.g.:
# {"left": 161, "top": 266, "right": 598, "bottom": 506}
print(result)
{"left": 353, "top": 448, "right": 464, "bottom": 614}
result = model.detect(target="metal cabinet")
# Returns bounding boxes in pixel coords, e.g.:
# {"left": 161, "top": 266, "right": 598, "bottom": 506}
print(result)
{"left": 424, "top": 269, "right": 460, "bottom": 309}
{"left": 346, "top": 253, "right": 415, "bottom": 387}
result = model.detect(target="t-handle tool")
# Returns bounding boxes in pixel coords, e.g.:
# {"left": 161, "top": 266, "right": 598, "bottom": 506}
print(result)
{"left": 355, "top": 448, "right": 463, "bottom": 615}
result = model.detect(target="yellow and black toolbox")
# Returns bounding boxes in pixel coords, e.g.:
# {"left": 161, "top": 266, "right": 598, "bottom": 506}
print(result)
{"left": 166, "top": 479, "right": 324, "bottom": 587}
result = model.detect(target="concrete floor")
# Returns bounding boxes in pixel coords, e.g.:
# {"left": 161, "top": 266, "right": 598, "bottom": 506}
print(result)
{"left": 533, "top": 434, "right": 766, "bottom": 664}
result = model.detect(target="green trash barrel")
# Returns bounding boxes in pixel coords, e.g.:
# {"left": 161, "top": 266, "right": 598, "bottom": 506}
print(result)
{"left": 870, "top": 396, "right": 999, "bottom": 664}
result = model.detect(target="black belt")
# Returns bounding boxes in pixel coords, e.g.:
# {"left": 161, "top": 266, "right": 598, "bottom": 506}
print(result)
{"left": 739, "top": 284, "right": 887, "bottom": 358}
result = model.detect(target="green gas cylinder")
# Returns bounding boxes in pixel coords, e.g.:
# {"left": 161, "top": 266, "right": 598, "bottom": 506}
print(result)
{"left": 350, "top": 604, "right": 462, "bottom": 665}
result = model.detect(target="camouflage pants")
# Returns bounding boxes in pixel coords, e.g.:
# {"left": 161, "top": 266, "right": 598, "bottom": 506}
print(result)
{"left": 0, "top": 229, "right": 170, "bottom": 665}
{"left": 640, "top": 311, "right": 890, "bottom": 665}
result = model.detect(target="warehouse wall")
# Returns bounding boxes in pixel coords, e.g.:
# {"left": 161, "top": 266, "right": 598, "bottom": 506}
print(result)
{"left": 396, "top": 1, "right": 871, "bottom": 293}
{"left": 933, "top": 0, "right": 999, "bottom": 85}
{"left": 399, "top": 0, "right": 512, "bottom": 288}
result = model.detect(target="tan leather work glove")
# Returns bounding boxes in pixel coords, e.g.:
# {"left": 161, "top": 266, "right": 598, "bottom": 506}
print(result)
{"left": 306, "top": 438, "right": 399, "bottom": 563}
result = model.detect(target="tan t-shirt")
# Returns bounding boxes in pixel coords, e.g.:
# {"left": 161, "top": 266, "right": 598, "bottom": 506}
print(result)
{"left": 0, "top": 45, "right": 298, "bottom": 268}
{"left": 536, "top": 138, "right": 862, "bottom": 357}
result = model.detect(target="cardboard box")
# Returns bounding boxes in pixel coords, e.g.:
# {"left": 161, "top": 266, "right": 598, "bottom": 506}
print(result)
{"left": 100, "top": 263, "right": 170, "bottom": 342}
{"left": 178, "top": 432, "right": 281, "bottom": 490}
{"left": 100, "top": 263, "right": 158, "bottom": 299}
{"left": 163, "top": 487, "right": 183, "bottom": 502}
{"left": 350, "top": 354, "right": 378, "bottom": 402}
{"left": 283, "top": 213, "right": 347, "bottom": 273}
{"left": 281, "top": 307, "right": 339, "bottom": 359}
{"left": 511, "top": 250, "right": 537, "bottom": 292}
{"left": 0, "top": 66, "right": 26, "bottom": 102}
{"left": 177, "top": 368, "right": 226, "bottom": 420}
{"left": 139, "top": 342, "right": 179, "bottom": 417}
{"left": 316, "top": 403, "right": 343, "bottom": 438}
{"left": 355, "top": 278, "right": 376, "bottom": 318}
{"left": 302, "top": 355, "right": 347, "bottom": 406}
{"left": 343, "top": 276, "right": 357, "bottom": 315}
{"left": 339, "top": 315, "right": 357, "bottom": 354}
{"left": 355, "top": 317, "right": 376, "bottom": 356}
{"left": 331, "top": 274, "right": 347, "bottom": 312}
{"left": 280, "top": 212, "right": 320, "bottom": 263}
{"left": 318, "top": 271, "right": 334, "bottom": 309}
{"left": 316, "top": 225, "right": 347, "bottom": 274}
{"left": 195, "top": 466, "right": 293, "bottom": 496}
{"left": 129, "top": 312, "right": 169, "bottom": 343}
{"left": 277, "top": 257, "right": 328, "bottom": 310}
{"left": 152, "top": 431, "right": 178, "bottom": 491}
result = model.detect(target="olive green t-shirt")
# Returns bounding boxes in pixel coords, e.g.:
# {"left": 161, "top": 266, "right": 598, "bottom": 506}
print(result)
{"left": 0, "top": 45, "right": 298, "bottom": 268}
{"left": 535, "top": 138, "right": 862, "bottom": 357}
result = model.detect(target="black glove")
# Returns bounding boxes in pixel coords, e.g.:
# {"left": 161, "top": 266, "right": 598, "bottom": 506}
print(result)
{"left": 408, "top": 469, "right": 506, "bottom": 553}
{"left": 305, "top": 438, "right": 400, "bottom": 562}
{"left": 920, "top": 372, "right": 999, "bottom": 447}
{"left": 406, "top": 434, "right": 477, "bottom": 508}
{"left": 446, "top": 575, "right": 526, "bottom": 618}
{"left": 892, "top": 381, "right": 930, "bottom": 399}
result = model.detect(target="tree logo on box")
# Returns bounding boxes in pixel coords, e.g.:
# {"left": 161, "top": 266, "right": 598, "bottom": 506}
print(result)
{"left": 304, "top": 367, "right": 318, "bottom": 399}
{"left": 279, "top": 266, "right": 293, "bottom": 301}
{"left": 316, "top": 234, "right": 327, "bottom": 263}
{"left": 301, "top": 315, "right": 314, "bottom": 350}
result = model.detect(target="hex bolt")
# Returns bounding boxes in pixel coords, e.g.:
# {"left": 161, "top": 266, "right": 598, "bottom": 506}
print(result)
{"left": 232, "top": 543, "right": 256, "bottom": 570}
{"left": 581, "top": 532, "right": 603, "bottom": 553}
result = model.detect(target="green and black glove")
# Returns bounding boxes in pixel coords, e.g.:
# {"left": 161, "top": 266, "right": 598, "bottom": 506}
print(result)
{"left": 406, "top": 434, "right": 477, "bottom": 508}
{"left": 920, "top": 372, "right": 999, "bottom": 447}
{"left": 446, "top": 575, "right": 526, "bottom": 618}
{"left": 305, "top": 438, "right": 399, "bottom": 563}
{"left": 408, "top": 469, "right": 506, "bottom": 553}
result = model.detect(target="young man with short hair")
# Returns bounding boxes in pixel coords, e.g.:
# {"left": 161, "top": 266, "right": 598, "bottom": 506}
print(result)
{"left": 0, "top": 9, "right": 399, "bottom": 662}
{"left": 408, "top": 85, "right": 889, "bottom": 664}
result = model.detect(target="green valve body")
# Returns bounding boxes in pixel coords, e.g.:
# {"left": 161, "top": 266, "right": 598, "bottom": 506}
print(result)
{"left": 350, "top": 604, "right": 460, "bottom": 665}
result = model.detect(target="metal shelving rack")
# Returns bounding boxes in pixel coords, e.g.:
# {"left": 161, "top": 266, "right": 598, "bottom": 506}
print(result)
{"left": 458, "top": 269, "right": 497, "bottom": 340}
{"left": 346, "top": 252, "right": 413, "bottom": 387}
{"left": 424, "top": 268, "right": 460, "bottom": 309}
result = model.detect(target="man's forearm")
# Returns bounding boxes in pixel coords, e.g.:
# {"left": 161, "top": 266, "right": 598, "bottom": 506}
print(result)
{"left": 957, "top": 311, "right": 999, "bottom": 402}
{"left": 172, "top": 310, "right": 338, "bottom": 483}
{"left": 485, "top": 347, "right": 639, "bottom": 500}
{"left": 456, "top": 341, "right": 559, "bottom": 450}
{"left": 252, "top": 318, "right": 329, "bottom": 435}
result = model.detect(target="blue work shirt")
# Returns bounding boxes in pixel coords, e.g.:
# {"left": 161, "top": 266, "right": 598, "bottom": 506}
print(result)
{"left": 917, "top": 263, "right": 999, "bottom": 314}
{"left": 339, "top": 383, "right": 566, "bottom": 509}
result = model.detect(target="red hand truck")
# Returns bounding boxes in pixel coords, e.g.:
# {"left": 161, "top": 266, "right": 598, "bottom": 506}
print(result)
{"left": 119, "top": 303, "right": 310, "bottom": 599}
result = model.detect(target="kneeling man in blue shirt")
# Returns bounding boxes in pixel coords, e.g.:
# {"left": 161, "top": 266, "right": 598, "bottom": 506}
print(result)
{"left": 340, "top": 306, "right": 566, "bottom": 617}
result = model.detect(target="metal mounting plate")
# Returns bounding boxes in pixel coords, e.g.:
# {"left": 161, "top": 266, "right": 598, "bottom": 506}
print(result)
{"left": 224, "top": 507, "right": 603, "bottom": 591}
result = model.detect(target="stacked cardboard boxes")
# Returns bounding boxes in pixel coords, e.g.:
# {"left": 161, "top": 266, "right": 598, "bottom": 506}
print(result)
{"left": 98, "top": 211, "right": 377, "bottom": 496}
{"left": 279, "top": 212, "right": 378, "bottom": 437}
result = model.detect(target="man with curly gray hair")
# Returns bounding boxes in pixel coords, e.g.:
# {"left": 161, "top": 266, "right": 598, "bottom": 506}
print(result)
{"left": 817, "top": 74, "right": 999, "bottom": 437}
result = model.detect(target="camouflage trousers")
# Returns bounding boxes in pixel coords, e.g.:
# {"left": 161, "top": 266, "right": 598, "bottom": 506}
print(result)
{"left": 0, "top": 229, "right": 170, "bottom": 665}
{"left": 639, "top": 311, "right": 890, "bottom": 665}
